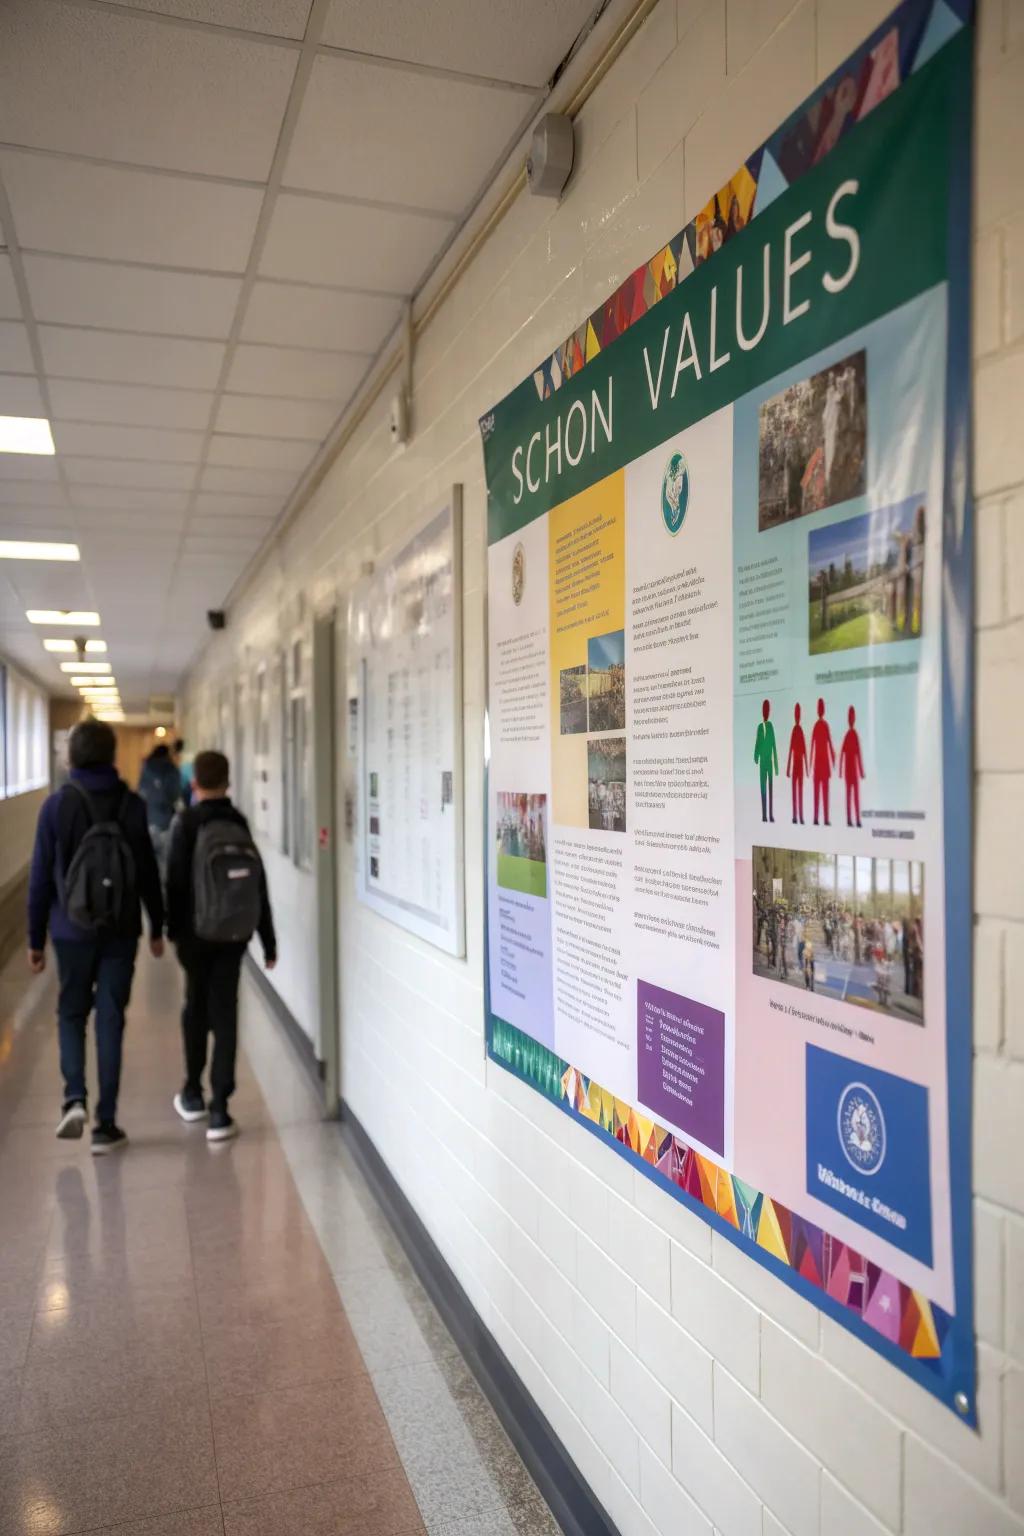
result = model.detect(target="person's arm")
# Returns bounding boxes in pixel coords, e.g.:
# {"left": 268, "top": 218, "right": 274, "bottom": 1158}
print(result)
{"left": 27, "top": 797, "right": 57, "bottom": 962}
{"left": 132, "top": 800, "right": 165, "bottom": 940}
{"left": 256, "top": 860, "right": 277, "bottom": 966}
{"left": 164, "top": 813, "right": 192, "bottom": 943}
{"left": 771, "top": 728, "right": 779, "bottom": 775}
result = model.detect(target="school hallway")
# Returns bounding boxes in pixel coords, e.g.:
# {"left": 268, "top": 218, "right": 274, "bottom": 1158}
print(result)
{"left": 0, "top": 946, "right": 558, "bottom": 1536}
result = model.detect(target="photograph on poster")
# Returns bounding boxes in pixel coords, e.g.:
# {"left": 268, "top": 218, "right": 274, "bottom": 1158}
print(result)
{"left": 758, "top": 349, "right": 867, "bottom": 529}
{"left": 559, "top": 665, "right": 588, "bottom": 734}
{"left": 496, "top": 792, "right": 548, "bottom": 897}
{"left": 587, "top": 629, "right": 626, "bottom": 731}
{"left": 587, "top": 737, "right": 627, "bottom": 831}
{"left": 752, "top": 846, "right": 924, "bottom": 1022}
{"left": 809, "top": 498, "right": 926, "bottom": 653}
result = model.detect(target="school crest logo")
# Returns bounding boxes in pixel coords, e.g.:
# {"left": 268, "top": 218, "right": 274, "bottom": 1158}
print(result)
{"left": 837, "top": 1081, "right": 886, "bottom": 1175}
{"left": 661, "top": 451, "right": 689, "bottom": 534}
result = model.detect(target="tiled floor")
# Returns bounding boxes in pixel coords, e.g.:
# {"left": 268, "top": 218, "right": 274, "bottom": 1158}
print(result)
{"left": 0, "top": 947, "right": 561, "bottom": 1536}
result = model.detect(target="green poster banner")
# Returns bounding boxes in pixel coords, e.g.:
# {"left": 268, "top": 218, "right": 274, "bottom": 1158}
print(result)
{"left": 481, "top": 0, "right": 975, "bottom": 1420}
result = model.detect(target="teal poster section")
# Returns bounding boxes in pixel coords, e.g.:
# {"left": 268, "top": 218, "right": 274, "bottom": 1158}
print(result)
{"left": 480, "top": 0, "right": 975, "bottom": 1419}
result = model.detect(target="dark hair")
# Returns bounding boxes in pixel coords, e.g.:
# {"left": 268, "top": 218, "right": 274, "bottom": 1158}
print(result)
{"left": 194, "top": 749, "right": 229, "bottom": 791}
{"left": 147, "top": 743, "right": 171, "bottom": 761}
{"left": 69, "top": 718, "right": 116, "bottom": 769}
{"left": 174, "top": 738, "right": 185, "bottom": 753}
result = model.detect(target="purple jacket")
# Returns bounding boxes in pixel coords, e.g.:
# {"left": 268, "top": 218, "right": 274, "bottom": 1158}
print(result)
{"left": 27, "top": 766, "right": 165, "bottom": 950}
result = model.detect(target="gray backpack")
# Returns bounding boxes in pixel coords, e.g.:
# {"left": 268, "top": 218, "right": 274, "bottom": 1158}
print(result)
{"left": 192, "top": 817, "right": 263, "bottom": 943}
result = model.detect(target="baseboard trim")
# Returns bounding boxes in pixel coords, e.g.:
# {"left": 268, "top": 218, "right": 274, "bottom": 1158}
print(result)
{"left": 243, "top": 955, "right": 325, "bottom": 1091}
{"left": 340, "top": 1098, "right": 621, "bottom": 1536}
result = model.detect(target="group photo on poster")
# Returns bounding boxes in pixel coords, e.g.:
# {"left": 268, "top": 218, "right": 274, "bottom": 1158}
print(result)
{"left": 481, "top": 0, "right": 973, "bottom": 1419}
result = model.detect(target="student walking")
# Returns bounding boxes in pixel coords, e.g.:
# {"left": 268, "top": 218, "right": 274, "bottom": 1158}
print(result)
{"left": 165, "top": 750, "right": 276, "bottom": 1142}
{"left": 138, "top": 741, "right": 183, "bottom": 878}
{"left": 27, "top": 718, "right": 165, "bottom": 1153}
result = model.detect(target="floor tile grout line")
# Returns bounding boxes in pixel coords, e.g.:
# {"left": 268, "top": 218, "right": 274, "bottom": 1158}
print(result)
{"left": 185, "top": 1199, "right": 228, "bottom": 1534}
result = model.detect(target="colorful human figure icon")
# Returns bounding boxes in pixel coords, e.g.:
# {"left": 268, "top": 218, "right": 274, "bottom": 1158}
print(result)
{"left": 787, "top": 702, "right": 807, "bottom": 824}
{"left": 839, "top": 704, "right": 865, "bottom": 827}
{"left": 754, "top": 699, "right": 779, "bottom": 823}
{"left": 810, "top": 697, "right": 835, "bottom": 826}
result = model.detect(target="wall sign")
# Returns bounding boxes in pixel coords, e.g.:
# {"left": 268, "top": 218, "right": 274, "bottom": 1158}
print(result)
{"left": 350, "top": 492, "right": 466, "bottom": 957}
{"left": 480, "top": 0, "right": 975, "bottom": 1418}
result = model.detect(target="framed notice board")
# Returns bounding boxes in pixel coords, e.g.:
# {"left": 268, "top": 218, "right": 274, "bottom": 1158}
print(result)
{"left": 351, "top": 490, "right": 465, "bottom": 957}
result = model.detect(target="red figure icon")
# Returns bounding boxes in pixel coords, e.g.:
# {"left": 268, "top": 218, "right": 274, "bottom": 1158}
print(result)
{"left": 787, "top": 702, "right": 807, "bottom": 824}
{"left": 810, "top": 697, "right": 835, "bottom": 826}
{"left": 839, "top": 705, "right": 865, "bottom": 828}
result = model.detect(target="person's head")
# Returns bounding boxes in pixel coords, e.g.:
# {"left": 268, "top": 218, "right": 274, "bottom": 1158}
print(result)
{"left": 69, "top": 718, "right": 116, "bottom": 771}
{"left": 848, "top": 705, "right": 856, "bottom": 726}
{"left": 817, "top": 697, "right": 826, "bottom": 718}
{"left": 762, "top": 699, "right": 770, "bottom": 721}
{"left": 173, "top": 738, "right": 185, "bottom": 758}
{"left": 794, "top": 702, "right": 802, "bottom": 722}
{"left": 193, "top": 749, "right": 230, "bottom": 800}
{"left": 148, "top": 743, "right": 171, "bottom": 761}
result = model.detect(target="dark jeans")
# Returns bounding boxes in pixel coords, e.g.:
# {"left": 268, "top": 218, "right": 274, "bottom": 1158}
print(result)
{"left": 54, "top": 937, "right": 138, "bottom": 1123}
{"left": 178, "top": 941, "right": 244, "bottom": 1112}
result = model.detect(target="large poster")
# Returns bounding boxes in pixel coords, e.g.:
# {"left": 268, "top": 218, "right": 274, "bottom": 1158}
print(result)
{"left": 351, "top": 493, "right": 466, "bottom": 956}
{"left": 481, "top": 0, "right": 974, "bottom": 1417}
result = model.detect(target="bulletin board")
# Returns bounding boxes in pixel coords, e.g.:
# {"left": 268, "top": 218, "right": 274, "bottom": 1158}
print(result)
{"left": 351, "top": 491, "right": 465, "bottom": 956}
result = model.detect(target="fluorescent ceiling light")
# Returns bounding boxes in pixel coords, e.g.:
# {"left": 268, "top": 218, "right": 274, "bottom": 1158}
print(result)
{"left": 0, "top": 540, "right": 79, "bottom": 561}
{"left": 95, "top": 712, "right": 124, "bottom": 722}
{"left": 60, "top": 661, "right": 111, "bottom": 674}
{"left": 71, "top": 676, "right": 117, "bottom": 688}
{"left": 43, "top": 638, "right": 108, "bottom": 654}
{"left": 0, "top": 416, "right": 55, "bottom": 455}
{"left": 26, "top": 610, "right": 100, "bottom": 626}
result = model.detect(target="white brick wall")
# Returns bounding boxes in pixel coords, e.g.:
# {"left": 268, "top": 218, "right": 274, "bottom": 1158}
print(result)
{"left": 183, "top": 1, "right": 1024, "bottom": 1531}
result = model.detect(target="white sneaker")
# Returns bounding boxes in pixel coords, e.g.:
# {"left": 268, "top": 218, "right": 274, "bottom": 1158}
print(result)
{"left": 173, "top": 1091, "right": 208, "bottom": 1124}
{"left": 206, "top": 1111, "right": 238, "bottom": 1142}
{"left": 56, "top": 1102, "right": 87, "bottom": 1140}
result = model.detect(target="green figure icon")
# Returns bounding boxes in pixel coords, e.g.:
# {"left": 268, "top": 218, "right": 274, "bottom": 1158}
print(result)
{"left": 754, "top": 699, "right": 779, "bottom": 823}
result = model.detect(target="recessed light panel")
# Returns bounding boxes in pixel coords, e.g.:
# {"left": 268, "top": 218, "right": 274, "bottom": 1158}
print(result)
{"left": 60, "top": 661, "right": 111, "bottom": 674}
{"left": 0, "top": 417, "right": 55, "bottom": 455}
{"left": 27, "top": 610, "right": 100, "bottom": 626}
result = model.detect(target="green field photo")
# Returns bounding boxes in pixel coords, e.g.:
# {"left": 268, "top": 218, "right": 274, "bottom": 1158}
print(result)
{"left": 497, "top": 851, "right": 548, "bottom": 897}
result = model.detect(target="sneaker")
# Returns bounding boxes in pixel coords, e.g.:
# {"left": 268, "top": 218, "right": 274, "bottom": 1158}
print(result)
{"left": 91, "top": 1123, "right": 128, "bottom": 1156}
{"left": 173, "top": 1089, "right": 207, "bottom": 1124}
{"left": 206, "top": 1110, "right": 238, "bottom": 1143}
{"left": 56, "top": 1101, "right": 87, "bottom": 1140}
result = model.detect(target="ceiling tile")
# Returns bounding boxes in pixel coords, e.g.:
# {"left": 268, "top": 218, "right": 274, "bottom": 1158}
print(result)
{"left": 0, "top": 374, "right": 45, "bottom": 415}
{"left": 53, "top": 422, "right": 205, "bottom": 464}
{"left": 125, "top": 1, "right": 312, "bottom": 38}
{"left": 0, "top": 256, "right": 20, "bottom": 320}
{"left": 206, "top": 434, "right": 314, "bottom": 471}
{"left": 62, "top": 457, "right": 196, "bottom": 490}
{"left": 0, "top": 151, "right": 262, "bottom": 271}
{"left": 201, "top": 464, "right": 299, "bottom": 496}
{"left": 242, "top": 280, "right": 401, "bottom": 352}
{"left": 76, "top": 508, "right": 187, "bottom": 532}
{"left": 0, "top": 1, "right": 297, "bottom": 180}
{"left": 225, "top": 342, "right": 367, "bottom": 400}
{"left": 24, "top": 255, "right": 242, "bottom": 341}
{"left": 322, "top": 0, "right": 597, "bottom": 87}
{"left": 193, "top": 492, "right": 282, "bottom": 517}
{"left": 69, "top": 486, "right": 190, "bottom": 513}
{"left": 259, "top": 192, "right": 455, "bottom": 291}
{"left": 200, "top": 513, "right": 276, "bottom": 537}
{"left": 49, "top": 380, "right": 215, "bottom": 432}
{"left": 0, "top": 511, "right": 77, "bottom": 538}
{"left": 40, "top": 327, "right": 226, "bottom": 390}
{"left": 286, "top": 54, "right": 534, "bottom": 214}
{"left": 215, "top": 394, "right": 337, "bottom": 440}
{"left": 0, "top": 480, "right": 68, "bottom": 506}
{"left": 0, "top": 321, "right": 34, "bottom": 373}
{"left": 0, "top": 455, "right": 59, "bottom": 482}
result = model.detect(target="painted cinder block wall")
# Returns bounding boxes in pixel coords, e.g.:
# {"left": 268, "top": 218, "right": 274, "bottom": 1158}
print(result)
{"left": 184, "top": 1, "right": 1024, "bottom": 1532}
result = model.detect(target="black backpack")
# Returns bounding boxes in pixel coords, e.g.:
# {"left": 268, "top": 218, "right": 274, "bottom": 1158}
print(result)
{"left": 60, "top": 782, "right": 138, "bottom": 933}
{"left": 192, "top": 816, "right": 263, "bottom": 943}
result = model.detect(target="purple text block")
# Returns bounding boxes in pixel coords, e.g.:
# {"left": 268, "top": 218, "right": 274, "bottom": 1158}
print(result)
{"left": 637, "top": 979, "right": 725, "bottom": 1155}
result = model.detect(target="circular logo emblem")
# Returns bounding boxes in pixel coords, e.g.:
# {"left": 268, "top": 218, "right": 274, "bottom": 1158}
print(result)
{"left": 661, "top": 451, "right": 690, "bottom": 534}
{"left": 837, "top": 1082, "right": 886, "bottom": 1175}
{"left": 512, "top": 542, "right": 525, "bottom": 606}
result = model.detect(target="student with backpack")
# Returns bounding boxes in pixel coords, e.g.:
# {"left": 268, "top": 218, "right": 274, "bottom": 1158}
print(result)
{"left": 27, "top": 718, "right": 166, "bottom": 1153}
{"left": 165, "top": 749, "right": 276, "bottom": 1142}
